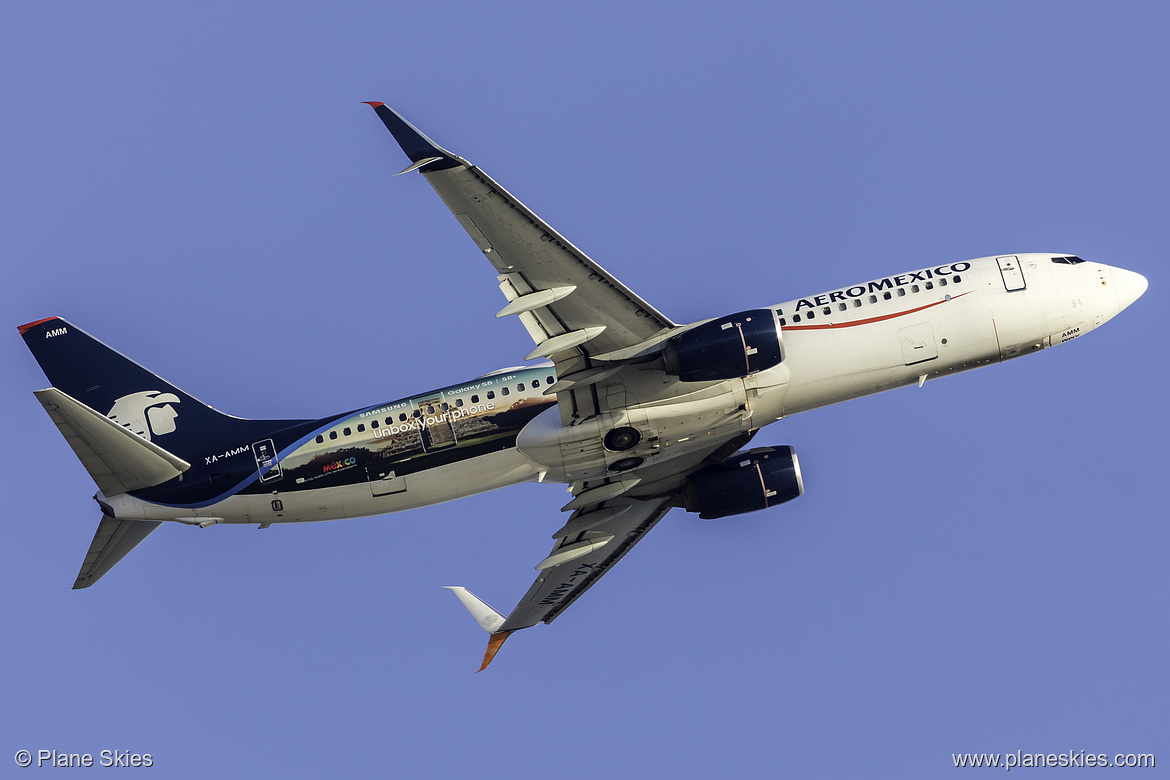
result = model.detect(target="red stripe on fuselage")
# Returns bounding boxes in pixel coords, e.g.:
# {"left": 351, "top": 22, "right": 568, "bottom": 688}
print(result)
{"left": 781, "top": 291, "right": 973, "bottom": 331}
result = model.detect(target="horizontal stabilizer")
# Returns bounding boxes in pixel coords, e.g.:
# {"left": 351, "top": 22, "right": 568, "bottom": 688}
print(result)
{"left": 75, "top": 515, "right": 162, "bottom": 589}
{"left": 34, "top": 388, "right": 190, "bottom": 496}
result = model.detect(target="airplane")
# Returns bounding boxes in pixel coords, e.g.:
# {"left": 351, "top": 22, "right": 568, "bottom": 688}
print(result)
{"left": 19, "top": 102, "right": 1148, "bottom": 670}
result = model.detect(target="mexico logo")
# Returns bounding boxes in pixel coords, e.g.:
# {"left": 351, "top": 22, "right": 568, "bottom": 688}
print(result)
{"left": 107, "top": 390, "right": 181, "bottom": 442}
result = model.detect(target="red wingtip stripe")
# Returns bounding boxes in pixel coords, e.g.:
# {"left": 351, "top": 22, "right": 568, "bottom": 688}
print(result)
{"left": 17, "top": 317, "right": 59, "bottom": 335}
{"left": 477, "top": 631, "right": 512, "bottom": 672}
{"left": 362, "top": 101, "right": 385, "bottom": 109}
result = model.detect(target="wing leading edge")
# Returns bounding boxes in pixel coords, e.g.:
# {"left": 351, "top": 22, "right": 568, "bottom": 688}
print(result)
{"left": 364, "top": 101, "right": 676, "bottom": 364}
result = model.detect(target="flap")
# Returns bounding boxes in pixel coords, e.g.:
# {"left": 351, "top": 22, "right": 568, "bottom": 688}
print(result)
{"left": 499, "top": 496, "right": 674, "bottom": 631}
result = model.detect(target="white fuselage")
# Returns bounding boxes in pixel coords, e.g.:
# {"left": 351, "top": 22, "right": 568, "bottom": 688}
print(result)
{"left": 105, "top": 254, "right": 1144, "bottom": 527}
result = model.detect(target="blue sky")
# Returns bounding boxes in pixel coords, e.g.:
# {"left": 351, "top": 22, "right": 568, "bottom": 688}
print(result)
{"left": 2, "top": 2, "right": 1166, "bottom": 777}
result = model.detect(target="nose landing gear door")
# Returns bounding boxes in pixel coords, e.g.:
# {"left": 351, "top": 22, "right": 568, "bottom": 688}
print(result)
{"left": 252, "top": 439, "right": 282, "bottom": 483}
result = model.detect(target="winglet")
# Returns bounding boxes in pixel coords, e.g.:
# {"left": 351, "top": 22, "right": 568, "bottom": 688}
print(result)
{"left": 478, "top": 631, "right": 512, "bottom": 672}
{"left": 444, "top": 586, "right": 507, "bottom": 632}
{"left": 444, "top": 587, "right": 513, "bottom": 671}
{"left": 363, "top": 101, "right": 466, "bottom": 171}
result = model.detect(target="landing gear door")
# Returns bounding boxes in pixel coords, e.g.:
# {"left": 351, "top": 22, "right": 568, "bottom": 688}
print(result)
{"left": 252, "top": 439, "right": 282, "bottom": 483}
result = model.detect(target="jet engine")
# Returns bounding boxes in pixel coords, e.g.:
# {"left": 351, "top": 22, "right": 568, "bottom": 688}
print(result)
{"left": 681, "top": 445, "right": 804, "bottom": 519}
{"left": 662, "top": 309, "right": 783, "bottom": 382}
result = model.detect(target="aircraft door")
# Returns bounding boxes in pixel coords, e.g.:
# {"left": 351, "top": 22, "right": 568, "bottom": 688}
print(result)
{"left": 413, "top": 397, "right": 457, "bottom": 451}
{"left": 252, "top": 439, "right": 282, "bottom": 483}
{"left": 997, "top": 255, "right": 1026, "bottom": 292}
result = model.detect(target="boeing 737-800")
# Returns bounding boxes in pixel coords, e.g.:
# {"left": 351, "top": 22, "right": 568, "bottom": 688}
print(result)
{"left": 20, "top": 103, "right": 1147, "bottom": 669}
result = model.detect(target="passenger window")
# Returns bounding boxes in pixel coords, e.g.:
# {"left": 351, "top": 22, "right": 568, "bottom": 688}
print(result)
{"left": 779, "top": 318, "right": 787, "bottom": 326}
{"left": 456, "top": 398, "right": 464, "bottom": 407}
{"left": 399, "top": 413, "right": 407, "bottom": 422}
{"left": 546, "top": 375, "right": 554, "bottom": 384}
{"left": 329, "top": 431, "right": 337, "bottom": 440}
{"left": 371, "top": 420, "right": 378, "bottom": 429}
{"left": 501, "top": 387, "right": 510, "bottom": 396}
{"left": 343, "top": 427, "right": 351, "bottom": 436}
{"left": 471, "top": 394, "right": 479, "bottom": 404}
{"left": 487, "top": 391, "right": 495, "bottom": 400}
{"left": 838, "top": 303, "right": 847, "bottom": 311}
{"left": 953, "top": 275, "right": 962, "bottom": 283}
{"left": 896, "top": 288, "right": 905, "bottom": 297}
{"left": 925, "top": 281, "right": 934, "bottom": 290}
{"left": 939, "top": 278, "right": 948, "bottom": 287}
{"left": 806, "top": 311, "right": 815, "bottom": 320}
{"left": 357, "top": 424, "right": 365, "bottom": 433}
{"left": 868, "top": 295, "right": 877, "bottom": 304}
{"left": 911, "top": 284, "right": 920, "bottom": 293}
{"left": 883, "top": 291, "right": 892, "bottom": 300}
{"left": 412, "top": 410, "right": 421, "bottom": 418}
{"left": 426, "top": 405, "right": 435, "bottom": 414}
{"left": 315, "top": 435, "right": 324, "bottom": 444}
{"left": 517, "top": 383, "right": 525, "bottom": 391}
{"left": 793, "top": 314, "right": 801, "bottom": 323}
{"left": 852, "top": 299, "right": 861, "bottom": 308}
{"left": 532, "top": 379, "right": 540, "bottom": 388}
{"left": 441, "top": 402, "right": 449, "bottom": 411}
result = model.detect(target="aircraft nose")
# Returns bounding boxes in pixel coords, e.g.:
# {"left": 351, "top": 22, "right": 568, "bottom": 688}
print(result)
{"left": 1113, "top": 267, "right": 1148, "bottom": 311}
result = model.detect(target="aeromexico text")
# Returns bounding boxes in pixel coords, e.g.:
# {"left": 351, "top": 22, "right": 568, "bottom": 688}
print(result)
{"left": 793, "top": 263, "right": 971, "bottom": 311}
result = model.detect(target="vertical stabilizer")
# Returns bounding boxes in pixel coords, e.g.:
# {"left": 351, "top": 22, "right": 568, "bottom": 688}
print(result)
{"left": 19, "top": 317, "right": 305, "bottom": 467}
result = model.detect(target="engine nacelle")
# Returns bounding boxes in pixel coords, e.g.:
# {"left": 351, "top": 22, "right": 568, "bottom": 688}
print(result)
{"left": 663, "top": 309, "right": 783, "bottom": 382}
{"left": 682, "top": 446, "right": 804, "bottom": 519}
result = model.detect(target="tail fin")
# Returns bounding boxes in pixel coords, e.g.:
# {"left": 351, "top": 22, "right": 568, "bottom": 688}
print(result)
{"left": 19, "top": 317, "right": 299, "bottom": 470}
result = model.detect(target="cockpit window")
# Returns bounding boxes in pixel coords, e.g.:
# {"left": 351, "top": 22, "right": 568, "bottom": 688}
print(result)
{"left": 1051, "top": 255, "right": 1086, "bottom": 265}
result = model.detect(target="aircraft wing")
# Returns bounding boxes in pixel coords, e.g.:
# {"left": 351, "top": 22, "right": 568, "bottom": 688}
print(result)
{"left": 447, "top": 495, "right": 675, "bottom": 670}
{"left": 367, "top": 104, "right": 743, "bottom": 669}
{"left": 500, "top": 495, "right": 674, "bottom": 630}
{"left": 366, "top": 103, "right": 677, "bottom": 363}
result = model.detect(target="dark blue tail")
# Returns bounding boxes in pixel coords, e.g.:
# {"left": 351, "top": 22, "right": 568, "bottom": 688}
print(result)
{"left": 20, "top": 317, "right": 305, "bottom": 464}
